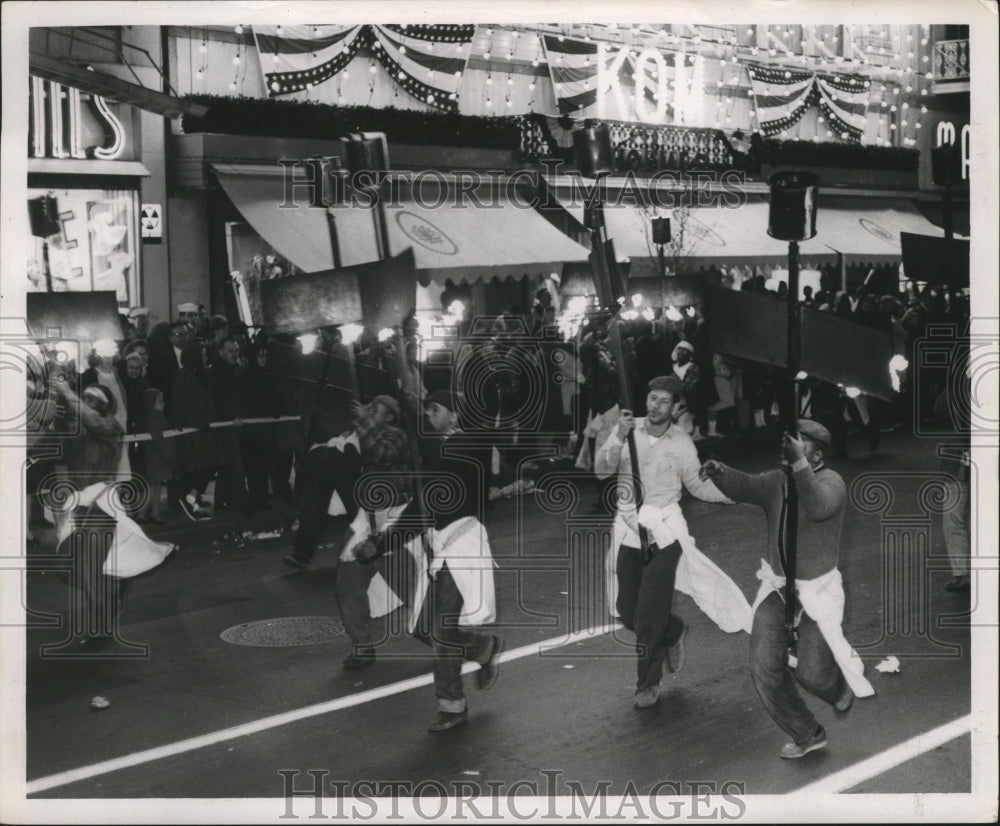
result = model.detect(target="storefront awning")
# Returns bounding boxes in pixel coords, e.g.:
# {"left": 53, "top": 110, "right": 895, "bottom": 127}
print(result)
{"left": 805, "top": 198, "right": 966, "bottom": 264}
{"left": 548, "top": 191, "right": 960, "bottom": 269}
{"left": 212, "top": 164, "right": 590, "bottom": 284}
{"left": 551, "top": 197, "right": 837, "bottom": 268}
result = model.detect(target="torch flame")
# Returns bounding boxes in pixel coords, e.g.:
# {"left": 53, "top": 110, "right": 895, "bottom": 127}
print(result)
{"left": 340, "top": 323, "right": 364, "bottom": 346}
{"left": 845, "top": 386, "right": 862, "bottom": 399}
{"left": 665, "top": 305, "right": 683, "bottom": 322}
{"left": 297, "top": 333, "right": 318, "bottom": 355}
{"left": 378, "top": 328, "right": 395, "bottom": 343}
{"left": 556, "top": 295, "right": 591, "bottom": 342}
{"left": 630, "top": 294, "right": 644, "bottom": 308}
{"left": 889, "top": 354, "right": 909, "bottom": 393}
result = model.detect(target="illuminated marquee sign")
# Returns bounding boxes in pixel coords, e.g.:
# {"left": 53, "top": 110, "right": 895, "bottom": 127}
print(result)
{"left": 29, "top": 77, "right": 128, "bottom": 161}
{"left": 597, "top": 45, "right": 704, "bottom": 124}
{"left": 544, "top": 34, "right": 704, "bottom": 125}
{"left": 935, "top": 120, "right": 970, "bottom": 182}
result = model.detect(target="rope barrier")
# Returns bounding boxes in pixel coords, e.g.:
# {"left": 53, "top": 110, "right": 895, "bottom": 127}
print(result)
{"left": 120, "top": 415, "right": 302, "bottom": 444}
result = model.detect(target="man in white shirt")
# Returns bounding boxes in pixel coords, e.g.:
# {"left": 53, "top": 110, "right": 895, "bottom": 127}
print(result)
{"left": 595, "top": 376, "right": 745, "bottom": 710}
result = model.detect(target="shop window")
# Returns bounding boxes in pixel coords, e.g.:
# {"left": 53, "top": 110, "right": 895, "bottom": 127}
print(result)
{"left": 27, "top": 188, "right": 139, "bottom": 307}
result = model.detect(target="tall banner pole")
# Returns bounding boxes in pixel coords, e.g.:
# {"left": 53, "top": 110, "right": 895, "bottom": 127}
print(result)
{"left": 783, "top": 238, "right": 801, "bottom": 648}
{"left": 767, "top": 171, "right": 819, "bottom": 652}
{"left": 575, "top": 124, "right": 650, "bottom": 560}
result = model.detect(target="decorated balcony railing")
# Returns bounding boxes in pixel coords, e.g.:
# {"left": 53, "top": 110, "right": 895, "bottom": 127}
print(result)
{"left": 933, "top": 39, "right": 970, "bottom": 82}
{"left": 517, "top": 113, "right": 744, "bottom": 174}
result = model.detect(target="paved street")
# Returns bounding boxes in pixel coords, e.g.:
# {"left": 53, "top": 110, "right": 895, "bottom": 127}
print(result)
{"left": 21, "top": 428, "right": 980, "bottom": 805}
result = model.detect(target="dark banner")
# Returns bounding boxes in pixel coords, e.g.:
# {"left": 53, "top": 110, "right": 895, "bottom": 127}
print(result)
{"left": 27, "top": 291, "right": 123, "bottom": 343}
{"left": 355, "top": 248, "right": 418, "bottom": 332}
{"left": 261, "top": 270, "right": 361, "bottom": 334}
{"left": 707, "top": 287, "right": 894, "bottom": 400}
{"left": 262, "top": 249, "right": 418, "bottom": 335}
{"left": 900, "top": 232, "right": 969, "bottom": 288}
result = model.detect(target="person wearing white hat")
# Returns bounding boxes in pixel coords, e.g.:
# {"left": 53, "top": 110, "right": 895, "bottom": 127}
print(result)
{"left": 670, "top": 340, "right": 701, "bottom": 439}
{"left": 177, "top": 303, "right": 199, "bottom": 326}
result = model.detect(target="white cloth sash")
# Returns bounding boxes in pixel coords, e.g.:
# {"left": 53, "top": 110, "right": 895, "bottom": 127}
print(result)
{"left": 752, "top": 560, "right": 875, "bottom": 697}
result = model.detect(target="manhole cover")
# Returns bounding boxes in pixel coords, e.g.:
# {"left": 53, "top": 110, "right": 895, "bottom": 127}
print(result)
{"left": 220, "top": 616, "right": 346, "bottom": 647}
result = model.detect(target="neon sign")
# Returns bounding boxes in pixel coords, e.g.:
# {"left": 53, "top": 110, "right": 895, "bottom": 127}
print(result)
{"left": 29, "top": 78, "right": 127, "bottom": 161}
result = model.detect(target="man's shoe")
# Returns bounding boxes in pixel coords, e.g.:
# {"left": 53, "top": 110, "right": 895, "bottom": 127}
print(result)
{"left": 833, "top": 685, "right": 855, "bottom": 714}
{"left": 633, "top": 685, "right": 661, "bottom": 709}
{"left": 427, "top": 709, "right": 468, "bottom": 732}
{"left": 666, "top": 625, "right": 687, "bottom": 674}
{"left": 779, "top": 726, "right": 827, "bottom": 759}
{"left": 342, "top": 647, "right": 376, "bottom": 670}
{"left": 477, "top": 635, "right": 504, "bottom": 690}
{"left": 283, "top": 553, "right": 311, "bottom": 570}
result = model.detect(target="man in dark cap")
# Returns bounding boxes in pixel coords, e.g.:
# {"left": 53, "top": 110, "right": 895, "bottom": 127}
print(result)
{"left": 386, "top": 388, "right": 504, "bottom": 732}
{"left": 700, "top": 419, "right": 874, "bottom": 759}
{"left": 595, "top": 376, "right": 751, "bottom": 712}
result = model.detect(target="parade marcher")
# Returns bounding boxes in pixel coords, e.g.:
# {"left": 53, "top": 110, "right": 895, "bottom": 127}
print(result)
{"left": 283, "top": 414, "right": 363, "bottom": 570}
{"left": 81, "top": 348, "right": 131, "bottom": 479}
{"left": 49, "top": 376, "right": 174, "bottom": 646}
{"left": 52, "top": 378, "right": 124, "bottom": 488}
{"left": 333, "top": 394, "right": 414, "bottom": 669}
{"left": 699, "top": 420, "right": 875, "bottom": 759}
{"left": 594, "top": 376, "right": 752, "bottom": 711}
{"left": 398, "top": 390, "right": 504, "bottom": 732}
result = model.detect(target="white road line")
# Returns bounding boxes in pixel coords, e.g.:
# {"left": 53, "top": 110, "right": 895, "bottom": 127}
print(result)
{"left": 793, "top": 715, "right": 973, "bottom": 795}
{"left": 26, "top": 622, "right": 623, "bottom": 795}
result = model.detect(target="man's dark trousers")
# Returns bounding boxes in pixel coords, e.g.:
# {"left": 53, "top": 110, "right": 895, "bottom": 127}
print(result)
{"left": 292, "top": 445, "right": 362, "bottom": 562}
{"left": 616, "top": 541, "right": 685, "bottom": 690}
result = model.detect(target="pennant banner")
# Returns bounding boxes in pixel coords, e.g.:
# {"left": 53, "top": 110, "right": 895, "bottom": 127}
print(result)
{"left": 541, "top": 34, "right": 703, "bottom": 124}
{"left": 747, "top": 64, "right": 868, "bottom": 142}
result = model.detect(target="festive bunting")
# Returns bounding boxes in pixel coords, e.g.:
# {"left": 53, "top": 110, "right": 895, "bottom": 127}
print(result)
{"left": 815, "top": 73, "right": 870, "bottom": 143}
{"left": 370, "top": 25, "right": 473, "bottom": 112}
{"left": 253, "top": 24, "right": 474, "bottom": 112}
{"left": 747, "top": 64, "right": 869, "bottom": 142}
{"left": 254, "top": 25, "right": 367, "bottom": 95}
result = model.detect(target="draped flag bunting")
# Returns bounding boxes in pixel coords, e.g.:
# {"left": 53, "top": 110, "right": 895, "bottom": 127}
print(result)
{"left": 814, "top": 73, "right": 871, "bottom": 143}
{"left": 541, "top": 34, "right": 703, "bottom": 123}
{"left": 255, "top": 25, "right": 367, "bottom": 95}
{"left": 253, "top": 24, "right": 474, "bottom": 112}
{"left": 747, "top": 64, "right": 869, "bottom": 142}
{"left": 369, "top": 25, "right": 473, "bottom": 112}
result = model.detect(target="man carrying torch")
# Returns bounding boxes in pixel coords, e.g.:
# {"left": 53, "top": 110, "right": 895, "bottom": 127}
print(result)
{"left": 699, "top": 421, "right": 874, "bottom": 758}
{"left": 595, "top": 376, "right": 752, "bottom": 710}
